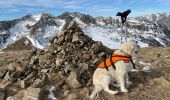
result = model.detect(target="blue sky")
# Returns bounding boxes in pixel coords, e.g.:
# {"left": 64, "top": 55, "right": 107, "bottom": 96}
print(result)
{"left": 0, "top": 0, "right": 170, "bottom": 21}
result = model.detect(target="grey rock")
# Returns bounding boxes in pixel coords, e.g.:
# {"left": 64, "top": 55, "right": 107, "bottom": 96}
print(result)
{"left": 23, "top": 87, "right": 42, "bottom": 100}
{"left": 57, "top": 36, "right": 65, "bottom": 45}
{"left": 68, "top": 21, "right": 78, "bottom": 30}
{"left": 6, "top": 96, "right": 14, "bottom": 100}
{"left": 67, "top": 93, "right": 79, "bottom": 100}
{"left": 32, "top": 75, "right": 47, "bottom": 88}
{"left": 72, "top": 34, "right": 79, "bottom": 42}
{"left": 7, "top": 63, "right": 16, "bottom": 72}
{"left": 4, "top": 71, "right": 10, "bottom": 81}
{"left": 25, "top": 71, "right": 37, "bottom": 80}
{"left": 0, "top": 88, "right": 5, "bottom": 100}
{"left": 53, "top": 38, "right": 58, "bottom": 44}
{"left": 55, "top": 58, "right": 64, "bottom": 66}
{"left": 20, "top": 80, "right": 30, "bottom": 89}
{"left": 67, "top": 71, "right": 81, "bottom": 89}
{"left": 0, "top": 69, "right": 6, "bottom": 79}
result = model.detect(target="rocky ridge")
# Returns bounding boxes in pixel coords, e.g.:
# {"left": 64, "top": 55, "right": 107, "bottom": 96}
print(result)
{"left": 0, "top": 21, "right": 112, "bottom": 100}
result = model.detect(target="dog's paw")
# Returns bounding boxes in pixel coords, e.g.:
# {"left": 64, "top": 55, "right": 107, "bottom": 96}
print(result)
{"left": 121, "top": 88, "right": 128, "bottom": 93}
{"left": 113, "top": 91, "right": 119, "bottom": 95}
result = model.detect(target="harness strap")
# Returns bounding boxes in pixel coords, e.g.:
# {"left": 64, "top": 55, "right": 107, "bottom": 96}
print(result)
{"left": 130, "top": 57, "right": 136, "bottom": 69}
{"left": 109, "top": 54, "right": 116, "bottom": 70}
{"left": 104, "top": 55, "right": 109, "bottom": 71}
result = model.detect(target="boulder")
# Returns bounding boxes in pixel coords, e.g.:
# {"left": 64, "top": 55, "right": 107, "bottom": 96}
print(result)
{"left": 20, "top": 80, "right": 30, "bottom": 89}
{"left": 55, "top": 58, "right": 64, "bottom": 66}
{"left": 32, "top": 74, "right": 47, "bottom": 88}
{"left": 66, "top": 71, "right": 81, "bottom": 89}
{"left": 0, "top": 69, "right": 6, "bottom": 79}
{"left": 72, "top": 34, "right": 79, "bottom": 43}
{"left": 57, "top": 36, "right": 65, "bottom": 45}
{"left": 67, "top": 93, "right": 79, "bottom": 100}
{"left": 4, "top": 71, "right": 10, "bottom": 81}
{"left": 68, "top": 21, "right": 78, "bottom": 30}
{"left": 23, "top": 87, "right": 42, "bottom": 100}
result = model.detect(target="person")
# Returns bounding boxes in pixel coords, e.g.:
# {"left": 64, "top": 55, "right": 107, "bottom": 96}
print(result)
{"left": 116, "top": 9, "right": 131, "bottom": 25}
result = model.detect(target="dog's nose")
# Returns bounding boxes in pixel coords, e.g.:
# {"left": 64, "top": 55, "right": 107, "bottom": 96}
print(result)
{"left": 134, "top": 51, "right": 139, "bottom": 54}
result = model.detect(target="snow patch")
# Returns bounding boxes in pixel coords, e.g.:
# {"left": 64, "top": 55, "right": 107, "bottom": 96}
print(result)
{"left": 26, "top": 36, "right": 44, "bottom": 49}
{"left": 24, "top": 40, "right": 29, "bottom": 45}
{"left": 33, "top": 14, "right": 41, "bottom": 21}
{"left": 83, "top": 25, "right": 122, "bottom": 49}
{"left": 143, "top": 66, "right": 151, "bottom": 72}
{"left": 73, "top": 17, "right": 86, "bottom": 28}
{"left": 48, "top": 86, "right": 57, "bottom": 100}
{"left": 32, "top": 19, "right": 65, "bottom": 47}
{"left": 139, "top": 61, "right": 151, "bottom": 65}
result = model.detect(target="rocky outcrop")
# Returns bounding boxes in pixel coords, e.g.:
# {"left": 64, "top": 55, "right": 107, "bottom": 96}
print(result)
{"left": 0, "top": 21, "right": 112, "bottom": 99}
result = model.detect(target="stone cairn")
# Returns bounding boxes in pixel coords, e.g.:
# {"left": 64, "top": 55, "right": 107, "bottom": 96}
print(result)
{"left": 0, "top": 21, "right": 113, "bottom": 100}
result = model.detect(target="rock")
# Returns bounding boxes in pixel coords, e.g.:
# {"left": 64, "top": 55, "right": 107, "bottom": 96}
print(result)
{"left": 6, "top": 96, "right": 14, "bottom": 100}
{"left": 63, "top": 90, "right": 69, "bottom": 96}
{"left": 57, "top": 36, "right": 65, "bottom": 45}
{"left": 68, "top": 21, "right": 78, "bottom": 30}
{"left": 82, "top": 63, "right": 89, "bottom": 70}
{"left": 58, "top": 31, "right": 66, "bottom": 37}
{"left": 53, "top": 38, "right": 58, "bottom": 44}
{"left": 79, "top": 36, "right": 88, "bottom": 45}
{"left": 93, "top": 58, "right": 99, "bottom": 64}
{"left": 55, "top": 58, "right": 64, "bottom": 66}
{"left": 30, "top": 56, "right": 39, "bottom": 65}
{"left": 32, "top": 75, "right": 47, "bottom": 88}
{"left": 41, "top": 69, "right": 49, "bottom": 73}
{"left": 20, "top": 80, "right": 30, "bottom": 89}
{"left": 67, "top": 93, "right": 79, "bottom": 100}
{"left": 61, "top": 49, "right": 66, "bottom": 55}
{"left": 23, "top": 87, "right": 42, "bottom": 100}
{"left": 75, "top": 27, "right": 82, "bottom": 32}
{"left": 0, "top": 88, "right": 6, "bottom": 100}
{"left": 65, "top": 34, "right": 72, "bottom": 42}
{"left": 0, "top": 69, "right": 6, "bottom": 79}
{"left": 7, "top": 63, "right": 16, "bottom": 72}
{"left": 79, "top": 88, "right": 90, "bottom": 98}
{"left": 4, "top": 71, "right": 10, "bottom": 81}
{"left": 67, "top": 71, "right": 81, "bottom": 89}
{"left": 25, "top": 71, "right": 37, "bottom": 80}
{"left": 72, "top": 34, "right": 79, "bottom": 42}
{"left": 98, "top": 51, "right": 106, "bottom": 57}
{"left": 83, "top": 54, "right": 91, "bottom": 59}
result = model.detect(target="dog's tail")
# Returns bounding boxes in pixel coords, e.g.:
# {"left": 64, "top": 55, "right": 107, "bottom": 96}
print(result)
{"left": 89, "top": 85, "right": 102, "bottom": 99}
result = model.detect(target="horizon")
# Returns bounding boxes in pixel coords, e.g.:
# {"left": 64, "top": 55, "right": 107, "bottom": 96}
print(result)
{"left": 0, "top": 0, "right": 170, "bottom": 21}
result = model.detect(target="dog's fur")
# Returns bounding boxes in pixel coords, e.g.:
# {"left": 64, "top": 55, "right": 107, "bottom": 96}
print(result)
{"left": 89, "top": 41, "right": 140, "bottom": 99}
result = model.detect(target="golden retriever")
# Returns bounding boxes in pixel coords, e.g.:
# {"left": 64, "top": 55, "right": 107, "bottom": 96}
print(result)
{"left": 90, "top": 41, "right": 140, "bottom": 99}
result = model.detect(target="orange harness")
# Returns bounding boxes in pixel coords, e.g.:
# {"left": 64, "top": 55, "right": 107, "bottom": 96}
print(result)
{"left": 98, "top": 53, "right": 134, "bottom": 70}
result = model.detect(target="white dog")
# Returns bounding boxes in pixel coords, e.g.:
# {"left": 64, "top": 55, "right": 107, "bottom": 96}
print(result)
{"left": 90, "top": 41, "right": 140, "bottom": 99}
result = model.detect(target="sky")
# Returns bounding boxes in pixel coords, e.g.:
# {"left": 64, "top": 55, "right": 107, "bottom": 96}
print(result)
{"left": 0, "top": 0, "right": 170, "bottom": 21}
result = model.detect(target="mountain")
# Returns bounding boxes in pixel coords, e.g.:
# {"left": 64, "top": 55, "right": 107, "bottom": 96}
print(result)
{"left": 0, "top": 22, "right": 170, "bottom": 99}
{"left": 1, "top": 12, "right": 170, "bottom": 50}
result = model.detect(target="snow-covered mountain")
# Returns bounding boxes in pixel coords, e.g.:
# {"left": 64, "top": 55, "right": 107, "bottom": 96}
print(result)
{"left": 0, "top": 12, "right": 170, "bottom": 50}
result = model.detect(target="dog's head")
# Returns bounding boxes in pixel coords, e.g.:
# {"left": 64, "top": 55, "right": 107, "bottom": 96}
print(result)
{"left": 120, "top": 41, "right": 140, "bottom": 56}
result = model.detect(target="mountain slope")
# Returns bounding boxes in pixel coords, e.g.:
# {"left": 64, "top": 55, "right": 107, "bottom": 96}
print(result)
{"left": 1, "top": 12, "right": 170, "bottom": 50}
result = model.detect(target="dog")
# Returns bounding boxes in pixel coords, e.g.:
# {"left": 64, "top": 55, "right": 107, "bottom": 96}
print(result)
{"left": 89, "top": 41, "right": 140, "bottom": 99}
